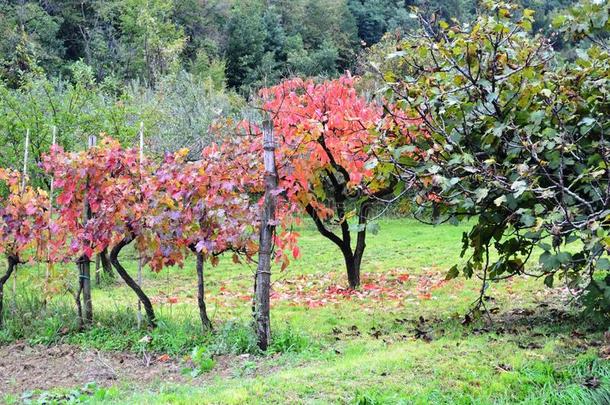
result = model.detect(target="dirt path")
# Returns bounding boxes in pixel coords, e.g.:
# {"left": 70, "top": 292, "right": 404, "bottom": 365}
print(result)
{"left": 0, "top": 342, "right": 237, "bottom": 397}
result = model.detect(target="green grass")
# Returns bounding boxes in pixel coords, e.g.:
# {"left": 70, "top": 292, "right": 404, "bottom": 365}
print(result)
{"left": 87, "top": 352, "right": 610, "bottom": 405}
{"left": 1, "top": 218, "right": 609, "bottom": 404}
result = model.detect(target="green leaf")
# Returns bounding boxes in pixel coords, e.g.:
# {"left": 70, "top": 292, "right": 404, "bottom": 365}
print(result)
{"left": 364, "top": 158, "right": 379, "bottom": 170}
{"left": 540, "top": 251, "right": 559, "bottom": 270}
{"left": 544, "top": 274, "right": 554, "bottom": 288}
{"left": 446, "top": 265, "right": 460, "bottom": 280}
{"left": 493, "top": 195, "right": 506, "bottom": 206}
{"left": 511, "top": 180, "right": 527, "bottom": 198}
{"left": 552, "top": 15, "right": 567, "bottom": 28}
{"left": 597, "top": 258, "right": 610, "bottom": 271}
{"left": 475, "top": 188, "right": 489, "bottom": 202}
{"left": 366, "top": 222, "right": 380, "bottom": 235}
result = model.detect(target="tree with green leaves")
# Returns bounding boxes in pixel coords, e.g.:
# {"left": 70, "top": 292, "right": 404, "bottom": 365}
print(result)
{"left": 225, "top": 2, "right": 267, "bottom": 90}
{"left": 0, "top": 2, "right": 63, "bottom": 86}
{"left": 374, "top": 0, "right": 610, "bottom": 318}
{"left": 116, "top": 0, "right": 186, "bottom": 86}
{"left": 0, "top": 63, "right": 136, "bottom": 188}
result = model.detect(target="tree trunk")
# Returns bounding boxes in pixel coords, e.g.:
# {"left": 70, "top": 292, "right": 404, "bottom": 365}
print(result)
{"left": 110, "top": 237, "right": 156, "bottom": 328}
{"left": 95, "top": 254, "right": 101, "bottom": 285}
{"left": 0, "top": 256, "right": 18, "bottom": 329}
{"left": 350, "top": 202, "right": 370, "bottom": 289}
{"left": 341, "top": 249, "right": 361, "bottom": 289}
{"left": 196, "top": 252, "right": 212, "bottom": 331}
{"left": 306, "top": 204, "right": 365, "bottom": 289}
{"left": 73, "top": 282, "right": 83, "bottom": 330}
{"left": 100, "top": 248, "right": 113, "bottom": 278}
{"left": 255, "top": 119, "right": 277, "bottom": 351}
{"left": 352, "top": 250, "right": 364, "bottom": 288}
{"left": 78, "top": 255, "right": 93, "bottom": 325}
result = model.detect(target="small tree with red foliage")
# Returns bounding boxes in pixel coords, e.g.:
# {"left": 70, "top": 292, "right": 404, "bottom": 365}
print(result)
{"left": 258, "top": 75, "right": 420, "bottom": 288}
{"left": 43, "top": 139, "right": 157, "bottom": 327}
{"left": 144, "top": 144, "right": 259, "bottom": 331}
{"left": 0, "top": 169, "right": 50, "bottom": 328}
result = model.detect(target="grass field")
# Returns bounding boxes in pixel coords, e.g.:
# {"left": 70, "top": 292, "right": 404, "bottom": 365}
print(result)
{"left": 1, "top": 218, "right": 608, "bottom": 404}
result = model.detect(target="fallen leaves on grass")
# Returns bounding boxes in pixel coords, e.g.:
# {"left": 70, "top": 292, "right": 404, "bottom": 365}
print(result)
{"left": 269, "top": 269, "right": 449, "bottom": 308}
{"left": 149, "top": 268, "right": 453, "bottom": 310}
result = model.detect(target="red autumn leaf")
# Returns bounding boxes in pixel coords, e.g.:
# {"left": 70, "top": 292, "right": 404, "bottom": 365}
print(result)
{"left": 157, "top": 354, "right": 171, "bottom": 362}
{"left": 292, "top": 246, "right": 300, "bottom": 259}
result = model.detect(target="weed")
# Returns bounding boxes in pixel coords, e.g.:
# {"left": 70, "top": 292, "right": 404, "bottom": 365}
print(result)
{"left": 20, "top": 382, "right": 116, "bottom": 404}
{"left": 210, "top": 320, "right": 260, "bottom": 356}
{"left": 269, "top": 324, "right": 311, "bottom": 354}
{"left": 232, "top": 360, "right": 258, "bottom": 378}
{"left": 186, "top": 346, "right": 216, "bottom": 376}
{"left": 353, "top": 389, "right": 383, "bottom": 405}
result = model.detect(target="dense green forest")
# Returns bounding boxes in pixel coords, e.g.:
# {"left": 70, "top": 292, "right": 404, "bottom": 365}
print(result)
{"left": 0, "top": 0, "right": 576, "bottom": 89}
{"left": 0, "top": 0, "right": 577, "bottom": 187}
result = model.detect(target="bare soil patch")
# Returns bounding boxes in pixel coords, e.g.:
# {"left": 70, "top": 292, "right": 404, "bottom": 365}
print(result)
{"left": 0, "top": 342, "right": 243, "bottom": 397}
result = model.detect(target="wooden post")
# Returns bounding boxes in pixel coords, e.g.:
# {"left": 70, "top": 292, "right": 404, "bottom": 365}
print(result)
{"left": 80, "top": 135, "right": 96, "bottom": 326}
{"left": 137, "top": 122, "right": 144, "bottom": 328}
{"left": 20, "top": 129, "right": 29, "bottom": 193}
{"left": 45, "top": 127, "right": 57, "bottom": 290}
{"left": 13, "top": 129, "right": 30, "bottom": 308}
{"left": 139, "top": 122, "right": 144, "bottom": 162}
{"left": 255, "top": 119, "right": 277, "bottom": 351}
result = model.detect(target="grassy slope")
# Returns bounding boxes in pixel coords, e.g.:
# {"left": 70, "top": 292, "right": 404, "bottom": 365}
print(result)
{"left": 2, "top": 219, "right": 609, "bottom": 404}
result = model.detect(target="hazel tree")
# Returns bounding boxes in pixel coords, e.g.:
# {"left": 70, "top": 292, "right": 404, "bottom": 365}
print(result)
{"left": 375, "top": 0, "right": 610, "bottom": 316}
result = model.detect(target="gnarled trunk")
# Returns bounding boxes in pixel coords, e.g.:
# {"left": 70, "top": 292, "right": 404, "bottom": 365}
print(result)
{"left": 196, "top": 251, "right": 212, "bottom": 331}
{"left": 341, "top": 249, "right": 361, "bottom": 290}
{"left": 100, "top": 248, "right": 113, "bottom": 278}
{"left": 350, "top": 202, "right": 370, "bottom": 289}
{"left": 110, "top": 237, "right": 156, "bottom": 328}
{"left": 77, "top": 255, "right": 93, "bottom": 325}
{"left": 306, "top": 203, "right": 367, "bottom": 289}
{"left": 95, "top": 248, "right": 114, "bottom": 284}
{"left": 188, "top": 244, "right": 213, "bottom": 331}
{"left": 0, "top": 256, "right": 18, "bottom": 329}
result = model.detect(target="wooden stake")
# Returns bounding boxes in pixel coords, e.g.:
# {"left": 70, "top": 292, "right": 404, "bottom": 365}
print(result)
{"left": 20, "top": 129, "right": 29, "bottom": 193}
{"left": 45, "top": 126, "right": 57, "bottom": 289}
{"left": 13, "top": 129, "right": 30, "bottom": 307}
{"left": 255, "top": 119, "right": 277, "bottom": 351}
{"left": 79, "top": 135, "right": 96, "bottom": 326}
{"left": 137, "top": 122, "right": 144, "bottom": 328}
{"left": 139, "top": 121, "right": 144, "bottom": 163}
